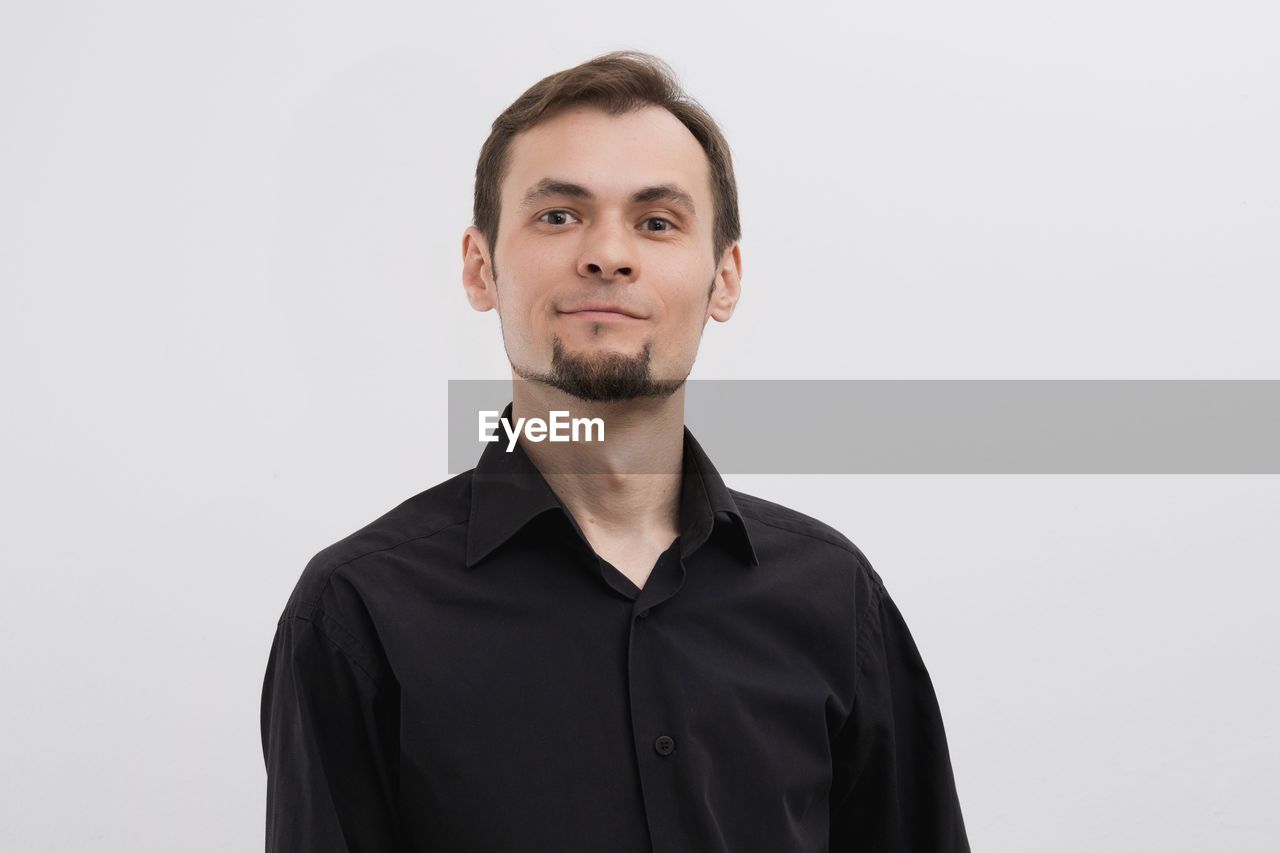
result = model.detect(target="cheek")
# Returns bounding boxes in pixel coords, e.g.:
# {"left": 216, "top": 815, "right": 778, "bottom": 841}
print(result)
{"left": 656, "top": 291, "right": 713, "bottom": 348}
{"left": 520, "top": 238, "right": 573, "bottom": 279}
{"left": 670, "top": 265, "right": 717, "bottom": 318}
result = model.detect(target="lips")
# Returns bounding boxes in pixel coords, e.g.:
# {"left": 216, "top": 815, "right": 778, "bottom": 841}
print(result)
{"left": 563, "top": 304, "right": 644, "bottom": 319}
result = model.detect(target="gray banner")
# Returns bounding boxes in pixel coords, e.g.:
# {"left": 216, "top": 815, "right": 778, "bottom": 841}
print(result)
{"left": 448, "top": 380, "right": 1280, "bottom": 474}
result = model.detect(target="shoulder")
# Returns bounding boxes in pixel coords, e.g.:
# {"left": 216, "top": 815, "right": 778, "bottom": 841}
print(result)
{"left": 729, "top": 486, "right": 887, "bottom": 598}
{"left": 278, "top": 469, "right": 474, "bottom": 621}
{"left": 730, "top": 488, "right": 864, "bottom": 557}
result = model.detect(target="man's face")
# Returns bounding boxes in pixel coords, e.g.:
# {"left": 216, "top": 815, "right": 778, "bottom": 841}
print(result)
{"left": 462, "top": 104, "right": 741, "bottom": 402}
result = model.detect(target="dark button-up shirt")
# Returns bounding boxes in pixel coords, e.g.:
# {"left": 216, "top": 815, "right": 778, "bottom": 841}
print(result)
{"left": 261, "top": 401, "right": 970, "bottom": 852}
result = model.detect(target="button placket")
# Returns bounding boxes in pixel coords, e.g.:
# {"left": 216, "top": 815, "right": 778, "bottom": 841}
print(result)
{"left": 625, "top": 544, "right": 691, "bottom": 851}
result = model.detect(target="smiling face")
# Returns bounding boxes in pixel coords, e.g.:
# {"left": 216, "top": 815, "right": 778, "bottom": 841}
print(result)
{"left": 462, "top": 104, "right": 742, "bottom": 402}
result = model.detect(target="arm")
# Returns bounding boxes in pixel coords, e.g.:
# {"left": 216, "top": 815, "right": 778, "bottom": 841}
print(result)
{"left": 829, "top": 571, "right": 971, "bottom": 851}
{"left": 260, "top": 607, "right": 403, "bottom": 852}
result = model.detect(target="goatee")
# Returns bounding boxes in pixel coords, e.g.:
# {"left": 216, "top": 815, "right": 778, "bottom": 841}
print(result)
{"left": 518, "top": 336, "right": 686, "bottom": 402}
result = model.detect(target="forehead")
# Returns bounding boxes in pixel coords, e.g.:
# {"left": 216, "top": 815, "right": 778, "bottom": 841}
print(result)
{"left": 501, "top": 105, "right": 712, "bottom": 214}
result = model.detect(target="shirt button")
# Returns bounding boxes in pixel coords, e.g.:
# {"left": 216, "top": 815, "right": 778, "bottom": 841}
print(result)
{"left": 637, "top": 608, "right": 650, "bottom": 619}
{"left": 654, "top": 735, "right": 675, "bottom": 756}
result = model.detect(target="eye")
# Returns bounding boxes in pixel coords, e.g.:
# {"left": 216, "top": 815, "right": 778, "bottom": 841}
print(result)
{"left": 642, "top": 217, "right": 676, "bottom": 233}
{"left": 538, "top": 210, "right": 579, "bottom": 226}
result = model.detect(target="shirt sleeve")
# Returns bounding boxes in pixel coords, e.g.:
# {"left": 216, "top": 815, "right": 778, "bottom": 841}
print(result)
{"left": 260, "top": 607, "right": 403, "bottom": 852}
{"left": 828, "top": 571, "right": 971, "bottom": 852}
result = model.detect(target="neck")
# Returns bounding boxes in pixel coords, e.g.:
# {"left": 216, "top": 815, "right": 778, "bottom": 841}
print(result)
{"left": 511, "top": 377, "right": 686, "bottom": 540}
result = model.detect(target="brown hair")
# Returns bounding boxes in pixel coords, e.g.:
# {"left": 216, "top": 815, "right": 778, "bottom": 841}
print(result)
{"left": 472, "top": 50, "right": 741, "bottom": 272}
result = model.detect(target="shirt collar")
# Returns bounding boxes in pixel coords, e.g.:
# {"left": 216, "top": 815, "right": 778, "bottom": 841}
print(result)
{"left": 465, "top": 401, "right": 760, "bottom": 569}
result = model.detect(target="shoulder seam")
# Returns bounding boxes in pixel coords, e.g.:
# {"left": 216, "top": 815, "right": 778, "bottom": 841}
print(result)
{"left": 289, "top": 518, "right": 469, "bottom": 682}
{"left": 735, "top": 504, "right": 863, "bottom": 558}
{"left": 304, "top": 517, "right": 469, "bottom": 609}
{"left": 850, "top": 567, "right": 887, "bottom": 716}
{"left": 282, "top": 608, "right": 387, "bottom": 687}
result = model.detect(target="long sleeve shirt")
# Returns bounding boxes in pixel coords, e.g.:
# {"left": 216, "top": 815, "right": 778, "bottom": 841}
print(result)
{"left": 261, "top": 400, "right": 971, "bottom": 851}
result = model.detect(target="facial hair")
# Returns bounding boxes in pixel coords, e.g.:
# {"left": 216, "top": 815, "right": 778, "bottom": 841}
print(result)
{"left": 496, "top": 264, "right": 713, "bottom": 403}
{"left": 513, "top": 335, "right": 685, "bottom": 402}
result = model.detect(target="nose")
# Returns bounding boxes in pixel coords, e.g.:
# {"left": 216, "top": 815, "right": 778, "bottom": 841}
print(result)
{"left": 577, "top": 218, "right": 636, "bottom": 281}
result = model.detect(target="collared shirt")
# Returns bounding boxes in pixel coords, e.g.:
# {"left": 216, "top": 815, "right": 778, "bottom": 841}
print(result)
{"left": 260, "top": 401, "right": 971, "bottom": 852}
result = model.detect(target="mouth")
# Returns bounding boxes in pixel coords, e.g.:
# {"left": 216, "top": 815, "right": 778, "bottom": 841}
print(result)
{"left": 560, "top": 303, "right": 645, "bottom": 321}
{"left": 563, "top": 309, "right": 641, "bottom": 321}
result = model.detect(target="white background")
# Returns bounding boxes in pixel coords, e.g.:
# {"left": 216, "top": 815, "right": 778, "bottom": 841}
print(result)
{"left": 3, "top": 1, "right": 1278, "bottom": 850}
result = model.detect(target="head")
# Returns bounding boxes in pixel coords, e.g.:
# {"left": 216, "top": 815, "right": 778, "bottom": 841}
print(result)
{"left": 461, "top": 51, "right": 743, "bottom": 403}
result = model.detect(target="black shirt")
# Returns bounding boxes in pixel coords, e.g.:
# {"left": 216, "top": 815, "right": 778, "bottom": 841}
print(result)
{"left": 260, "top": 401, "right": 970, "bottom": 852}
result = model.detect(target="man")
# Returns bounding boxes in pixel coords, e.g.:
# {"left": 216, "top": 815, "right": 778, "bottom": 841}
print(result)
{"left": 261, "top": 50, "right": 970, "bottom": 852}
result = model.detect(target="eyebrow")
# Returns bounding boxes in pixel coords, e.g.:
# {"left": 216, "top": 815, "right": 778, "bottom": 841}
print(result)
{"left": 518, "top": 178, "right": 697, "bottom": 217}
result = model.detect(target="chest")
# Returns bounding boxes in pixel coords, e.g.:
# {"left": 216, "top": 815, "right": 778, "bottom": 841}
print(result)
{"left": 379, "top": 556, "right": 853, "bottom": 850}
{"left": 587, "top": 531, "right": 681, "bottom": 591}
{"left": 596, "top": 545, "right": 664, "bottom": 590}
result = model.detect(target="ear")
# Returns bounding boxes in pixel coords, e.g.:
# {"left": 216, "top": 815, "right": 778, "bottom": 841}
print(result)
{"left": 707, "top": 242, "right": 743, "bottom": 323}
{"left": 461, "top": 226, "right": 497, "bottom": 311}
